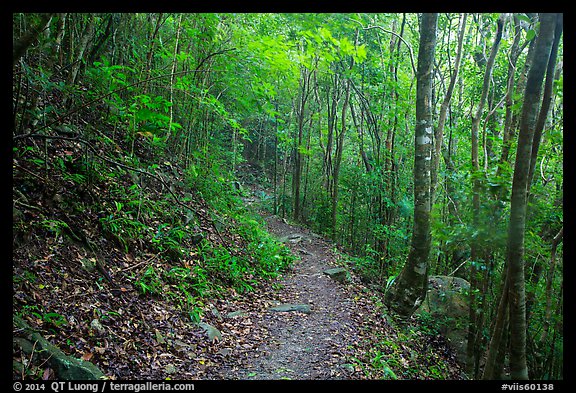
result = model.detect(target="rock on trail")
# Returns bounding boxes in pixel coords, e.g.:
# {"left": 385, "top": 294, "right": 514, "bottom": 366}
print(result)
{"left": 208, "top": 215, "right": 360, "bottom": 380}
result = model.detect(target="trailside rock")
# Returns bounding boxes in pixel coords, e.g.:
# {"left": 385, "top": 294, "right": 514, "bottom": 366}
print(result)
{"left": 268, "top": 303, "right": 312, "bottom": 314}
{"left": 225, "top": 310, "right": 248, "bottom": 318}
{"left": 416, "top": 275, "right": 470, "bottom": 364}
{"left": 13, "top": 316, "right": 105, "bottom": 380}
{"left": 323, "top": 267, "right": 348, "bottom": 283}
{"left": 278, "top": 233, "right": 310, "bottom": 244}
{"left": 198, "top": 322, "right": 222, "bottom": 343}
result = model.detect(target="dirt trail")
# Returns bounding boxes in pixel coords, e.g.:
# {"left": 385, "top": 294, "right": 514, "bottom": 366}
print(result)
{"left": 208, "top": 214, "right": 365, "bottom": 380}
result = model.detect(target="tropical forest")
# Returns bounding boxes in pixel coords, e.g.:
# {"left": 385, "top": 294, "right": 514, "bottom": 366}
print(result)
{"left": 12, "top": 12, "right": 563, "bottom": 382}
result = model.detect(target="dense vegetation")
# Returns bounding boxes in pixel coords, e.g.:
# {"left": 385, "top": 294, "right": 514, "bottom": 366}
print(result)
{"left": 13, "top": 13, "right": 562, "bottom": 380}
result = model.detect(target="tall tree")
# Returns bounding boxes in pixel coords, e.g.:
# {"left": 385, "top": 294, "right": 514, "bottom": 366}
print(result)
{"left": 430, "top": 13, "right": 467, "bottom": 206}
{"left": 13, "top": 13, "right": 54, "bottom": 67}
{"left": 293, "top": 64, "right": 313, "bottom": 222}
{"left": 506, "top": 12, "right": 558, "bottom": 380}
{"left": 483, "top": 12, "right": 559, "bottom": 380}
{"left": 467, "top": 13, "right": 504, "bottom": 376}
{"left": 384, "top": 13, "right": 438, "bottom": 317}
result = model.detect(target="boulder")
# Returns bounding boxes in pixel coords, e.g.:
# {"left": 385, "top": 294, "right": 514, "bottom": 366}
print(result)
{"left": 13, "top": 315, "right": 105, "bottom": 380}
{"left": 323, "top": 267, "right": 348, "bottom": 283}
{"left": 416, "top": 275, "right": 470, "bottom": 364}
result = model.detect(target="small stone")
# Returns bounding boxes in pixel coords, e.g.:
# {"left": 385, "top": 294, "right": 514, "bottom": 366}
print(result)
{"left": 81, "top": 258, "right": 97, "bottom": 273}
{"left": 268, "top": 303, "right": 311, "bottom": 314}
{"left": 217, "top": 348, "right": 232, "bottom": 356}
{"left": 225, "top": 310, "right": 247, "bottom": 318}
{"left": 90, "top": 319, "right": 106, "bottom": 335}
{"left": 279, "top": 233, "right": 309, "bottom": 243}
{"left": 165, "top": 363, "right": 177, "bottom": 374}
{"left": 198, "top": 322, "right": 222, "bottom": 342}
{"left": 323, "top": 267, "right": 348, "bottom": 283}
{"left": 210, "top": 304, "right": 223, "bottom": 321}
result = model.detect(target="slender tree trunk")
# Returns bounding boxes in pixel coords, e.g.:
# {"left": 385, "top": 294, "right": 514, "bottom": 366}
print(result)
{"left": 467, "top": 14, "right": 504, "bottom": 375}
{"left": 50, "top": 13, "right": 67, "bottom": 68}
{"left": 527, "top": 14, "right": 562, "bottom": 189}
{"left": 384, "top": 13, "right": 438, "bottom": 317}
{"left": 13, "top": 13, "right": 54, "bottom": 66}
{"left": 331, "top": 76, "right": 351, "bottom": 240}
{"left": 506, "top": 13, "right": 557, "bottom": 380}
{"left": 293, "top": 66, "right": 312, "bottom": 222}
{"left": 166, "top": 14, "right": 183, "bottom": 144}
{"left": 64, "top": 14, "right": 95, "bottom": 109}
{"left": 539, "top": 226, "right": 562, "bottom": 345}
{"left": 141, "top": 13, "right": 164, "bottom": 95}
{"left": 273, "top": 98, "right": 279, "bottom": 215}
{"left": 67, "top": 15, "right": 95, "bottom": 87}
{"left": 430, "top": 13, "right": 467, "bottom": 206}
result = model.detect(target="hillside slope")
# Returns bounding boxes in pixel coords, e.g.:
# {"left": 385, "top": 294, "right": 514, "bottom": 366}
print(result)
{"left": 13, "top": 135, "right": 463, "bottom": 379}
{"left": 12, "top": 95, "right": 294, "bottom": 379}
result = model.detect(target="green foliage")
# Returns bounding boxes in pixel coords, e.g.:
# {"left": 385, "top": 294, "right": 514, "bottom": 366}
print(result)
{"left": 151, "top": 223, "right": 187, "bottom": 257}
{"left": 39, "top": 219, "right": 70, "bottom": 238}
{"left": 351, "top": 323, "right": 455, "bottom": 380}
{"left": 17, "top": 305, "right": 68, "bottom": 329}
{"left": 99, "top": 201, "right": 148, "bottom": 252}
{"left": 12, "top": 11, "right": 563, "bottom": 380}
{"left": 134, "top": 266, "right": 163, "bottom": 296}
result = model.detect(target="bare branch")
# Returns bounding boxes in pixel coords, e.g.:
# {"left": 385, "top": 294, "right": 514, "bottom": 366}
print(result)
{"left": 364, "top": 25, "right": 417, "bottom": 74}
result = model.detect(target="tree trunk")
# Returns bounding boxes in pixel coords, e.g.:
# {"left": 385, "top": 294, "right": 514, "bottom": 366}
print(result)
{"left": 527, "top": 13, "right": 563, "bottom": 189}
{"left": 64, "top": 14, "right": 95, "bottom": 109}
{"left": 430, "top": 13, "right": 467, "bottom": 207}
{"left": 467, "top": 14, "right": 503, "bottom": 375}
{"left": 164, "top": 14, "right": 182, "bottom": 141}
{"left": 384, "top": 13, "right": 438, "bottom": 317}
{"left": 141, "top": 13, "right": 164, "bottom": 95}
{"left": 539, "top": 226, "right": 562, "bottom": 345}
{"left": 506, "top": 12, "right": 557, "bottom": 380}
{"left": 13, "top": 13, "right": 54, "bottom": 66}
{"left": 482, "top": 271, "right": 510, "bottom": 379}
{"left": 293, "top": 66, "right": 312, "bottom": 222}
{"left": 331, "top": 76, "right": 351, "bottom": 240}
{"left": 51, "top": 13, "right": 67, "bottom": 68}
{"left": 66, "top": 15, "right": 95, "bottom": 88}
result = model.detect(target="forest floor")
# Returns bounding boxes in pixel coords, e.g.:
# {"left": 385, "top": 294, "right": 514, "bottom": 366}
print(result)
{"left": 205, "top": 212, "right": 376, "bottom": 379}
{"left": 200, "top": 176, "right": 465, "bottom": 380}
{"left": 13, "top": 153, "right": 464, "bottom": 380}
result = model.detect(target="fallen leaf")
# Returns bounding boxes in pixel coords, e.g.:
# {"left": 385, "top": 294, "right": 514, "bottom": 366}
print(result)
{"left": 81, "top": 352, "right": 93, "bottom": 361}
{"left": 94, "top": 347, "right": 106, "bottom": 354}
{"left": 42, "top": 368, "right": 53, "bottom": 380}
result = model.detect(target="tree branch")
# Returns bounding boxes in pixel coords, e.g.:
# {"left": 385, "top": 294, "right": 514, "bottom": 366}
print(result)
{"left": 362, "top": 25, "right": 417, "bottom": 75}
{"left": 13, "top": 68, "right": 217, "bottom": 139}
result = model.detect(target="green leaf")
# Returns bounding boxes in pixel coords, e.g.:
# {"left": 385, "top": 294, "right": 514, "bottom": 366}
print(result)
{"left": 355, "top": 44, "right": 367, "bottom": 63}
{"left": 526, "top": 29, "right": 536, "bottom": 41}
{"left": 516, "top": 14, "right": 532, "bottom": 24}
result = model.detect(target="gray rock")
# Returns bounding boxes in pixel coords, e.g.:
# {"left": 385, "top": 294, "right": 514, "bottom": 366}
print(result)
{"left": 13, "top": 315, "right": 105, "bottom": 380}
{"left": 209, "top": 304, "right": 223, "bottom": 321}
{"left": 198, "top": 322, "right": 222, "bottom": 342}
{"left": 279, "top": 233, "right": 310, "bottom": 244}
{"left": 90, "top": 318, "right": 106, "bottom": 335}
{"left": 323, "top": 267, "right": 348, "bottom": 283}
{"left": 268, "top": 303, "right": 312, "bottom": 314}
{"left": 416, "top": 275, "right": 470, "bottom": 364}
{"left": 81, "top": 257, "right": 97, "bottom": 273}
{"left": 225, "top": 310, "right": 248, "bottom": 318}
{"left": 164, "top": 363, "right": 177, "bottom": 374}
